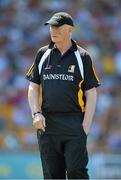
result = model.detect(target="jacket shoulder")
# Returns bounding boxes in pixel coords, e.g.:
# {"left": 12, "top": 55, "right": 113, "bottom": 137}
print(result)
{"left": 77, "top": 45, "right": 89, "bottom": 56}
{"left": 37, "top": 45, "right": 49, "bottom": 54}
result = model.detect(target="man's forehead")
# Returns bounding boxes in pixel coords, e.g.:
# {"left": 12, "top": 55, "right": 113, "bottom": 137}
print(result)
{"left": 50, "top": 24, "right": 71, "bottom": 28}
{"left": 50, "top": 24, "right": 66, "bottom": 28}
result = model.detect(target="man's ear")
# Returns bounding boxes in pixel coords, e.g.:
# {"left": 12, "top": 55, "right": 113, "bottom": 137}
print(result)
{"left": 71, "top": 26, "right": 75, "bottom": 32}
{"left": 69, "top": 26, "right": 75, "bottom": 33}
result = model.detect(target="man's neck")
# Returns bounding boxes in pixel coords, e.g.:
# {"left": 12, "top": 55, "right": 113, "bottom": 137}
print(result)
{"left": 55, "top": 39, "right": 72, "bottom": 55}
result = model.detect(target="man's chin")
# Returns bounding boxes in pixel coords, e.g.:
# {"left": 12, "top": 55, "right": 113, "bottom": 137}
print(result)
{"left": 51, "top": 37, "right": 59, "bottom": 43}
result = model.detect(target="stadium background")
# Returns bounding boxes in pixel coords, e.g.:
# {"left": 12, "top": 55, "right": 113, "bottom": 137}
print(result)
{"left": 0, "top": 0, "right": 121, "bottom": 179}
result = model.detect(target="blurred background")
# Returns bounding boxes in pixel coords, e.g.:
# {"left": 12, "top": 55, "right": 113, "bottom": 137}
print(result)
{"left": 0, "top": 0, "right": 121, "bottom": 179}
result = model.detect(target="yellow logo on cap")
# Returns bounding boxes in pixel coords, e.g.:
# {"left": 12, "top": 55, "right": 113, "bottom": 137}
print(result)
{"left": 54, "top": 15, "right": 62, "bottom": 20}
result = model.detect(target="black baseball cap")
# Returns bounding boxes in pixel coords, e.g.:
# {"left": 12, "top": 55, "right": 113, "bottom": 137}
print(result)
{"left": 44, "top": 12, "right": 74, "bottom": 27}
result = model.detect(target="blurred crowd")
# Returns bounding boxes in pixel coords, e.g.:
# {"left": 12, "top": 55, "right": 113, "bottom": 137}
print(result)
{"left": 0, "top": 0, "right": 121, "bottom": 153}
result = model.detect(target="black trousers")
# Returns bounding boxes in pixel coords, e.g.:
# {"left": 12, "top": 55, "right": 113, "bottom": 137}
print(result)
{"left": 37, "top": 129, "right": 89, "bottom": 180}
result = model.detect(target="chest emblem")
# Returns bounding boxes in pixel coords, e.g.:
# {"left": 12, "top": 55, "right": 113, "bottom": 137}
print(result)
{"left": 68, "top": 65, "right": 75, "bottom": 73}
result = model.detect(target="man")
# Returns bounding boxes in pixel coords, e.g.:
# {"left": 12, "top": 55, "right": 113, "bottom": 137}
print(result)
{"left": 26, "top": 12, "right": 100, "bottom": 179}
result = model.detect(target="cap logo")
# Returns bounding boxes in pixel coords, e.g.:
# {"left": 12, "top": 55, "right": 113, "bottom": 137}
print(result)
{"left": 54, "top": 15, "right": 62, "bottom": 19}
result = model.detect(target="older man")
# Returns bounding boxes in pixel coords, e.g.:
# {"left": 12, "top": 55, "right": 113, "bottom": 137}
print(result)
{"left": 26, "top": 12, "right": 100, "bottom": 179}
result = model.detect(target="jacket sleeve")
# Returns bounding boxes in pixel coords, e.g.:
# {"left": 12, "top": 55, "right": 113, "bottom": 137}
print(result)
{"left": 83, "top": 52, "right": 100, "bottom": 90}
{"left": 26, "top": 51, "right": 42, "bottom": 85}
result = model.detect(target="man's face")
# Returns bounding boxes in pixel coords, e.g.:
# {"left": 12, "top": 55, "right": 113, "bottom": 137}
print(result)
{"left": 50, "top": 25, "right": 72, "bottom": 43}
